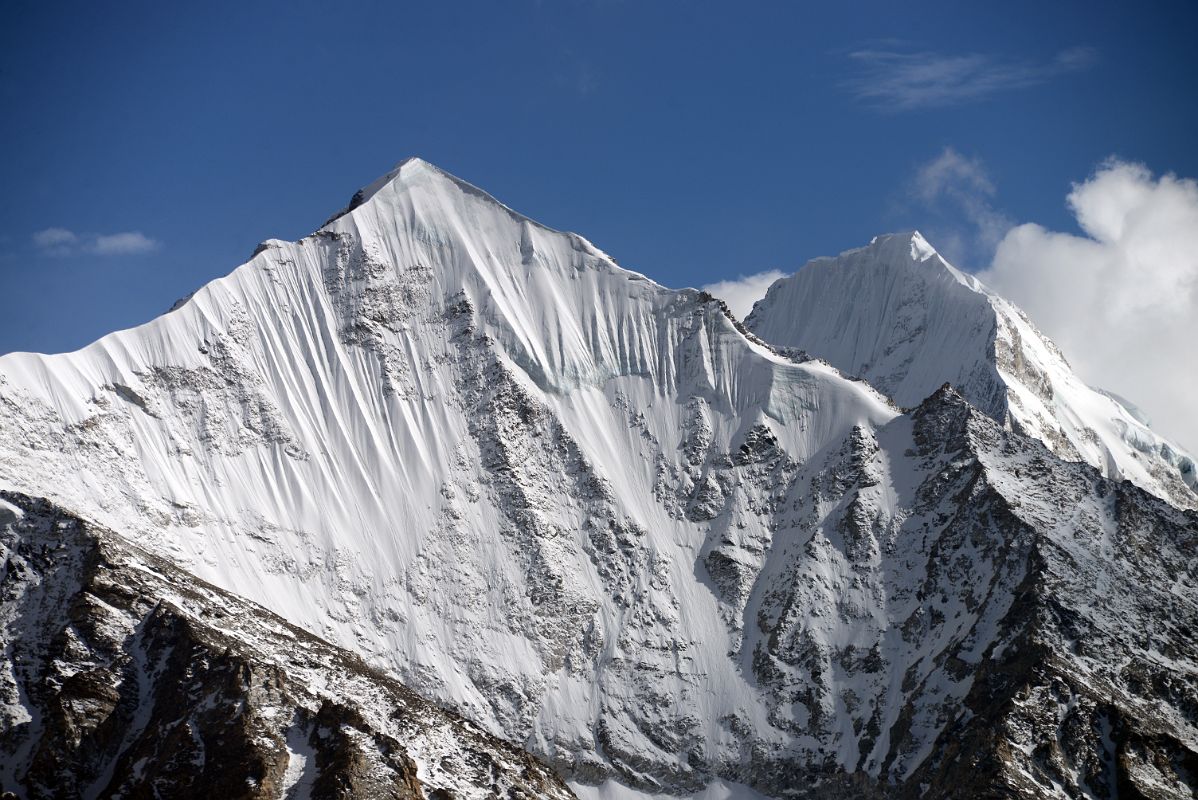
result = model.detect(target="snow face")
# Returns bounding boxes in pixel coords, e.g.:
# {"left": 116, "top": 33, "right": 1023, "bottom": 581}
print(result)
{"left": 745, "top": 231, "right": 1198, "bottom": 510}
{"left": 0, "top": 163, "right": 1194, "bottom": 798}
{"left": 0, "top": 158, "right": 897, "bottom": 794}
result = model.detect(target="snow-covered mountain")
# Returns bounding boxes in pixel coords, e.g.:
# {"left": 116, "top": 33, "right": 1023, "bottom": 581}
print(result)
{"left": 745, "top": 232, "right": 1198, "bottom": 511}
{"left": 1, "top": 162, "right": 1195, "bottom": 798}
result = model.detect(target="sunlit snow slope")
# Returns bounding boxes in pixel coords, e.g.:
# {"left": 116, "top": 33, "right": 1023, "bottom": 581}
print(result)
{"left": 1, "top": 164, "right": 1195, "bottom": 798}
{"left": 0, "top": 159, "right": 897, "bottom": 794}
{"left": 745, "top": 232, "right": 1198, "bottom": 510}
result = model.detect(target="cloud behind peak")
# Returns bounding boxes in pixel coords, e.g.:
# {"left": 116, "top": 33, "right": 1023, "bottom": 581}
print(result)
{"left": 980, "top": 159, "right": 1198, "bottom": 452}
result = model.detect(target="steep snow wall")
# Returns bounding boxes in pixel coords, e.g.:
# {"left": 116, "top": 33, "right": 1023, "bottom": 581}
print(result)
{"left": 0, "top": 159, "right": 895, "bottom": 794}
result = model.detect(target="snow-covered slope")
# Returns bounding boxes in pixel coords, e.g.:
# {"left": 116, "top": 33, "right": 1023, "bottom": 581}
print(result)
{"left": 745, "top": 232, "right": 1198, "bottom": 510}
{"left": 0, "top": 158, "right": 897, "bottom": 794}
{"left": 0, "top": 491, "right": 575, "bottom": 800}
{"left": 0, "top": 163, "right": 1195, "bottom": 798}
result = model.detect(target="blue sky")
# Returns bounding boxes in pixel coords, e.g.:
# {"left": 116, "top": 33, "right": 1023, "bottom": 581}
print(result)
{"left": 1, "top": 0, "right": 1196, "bottom": 357}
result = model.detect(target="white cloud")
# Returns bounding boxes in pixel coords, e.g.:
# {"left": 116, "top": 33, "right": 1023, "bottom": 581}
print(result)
{"left": 92, "top": 231, "right": 159, "bottom": 255}
{"left": 910, "top": 147, "right": 1013, "bottom": 267}
{"left": 979, "top": 159, "right": 1198, "bottom": 453}
{"left": 32, "top": 227, "right": 78, "bottom": 250}
{"left": 30, "top": 228, "right": 159, "bottom": 256}
{"left": 910, "top": 146, "right": 1015, "bottom": 265}
{"left": 701, "top": 270, "right": 787, "bottom": 320}
{"left": 846, "top": 46, "right": 1097, "bottom": 111}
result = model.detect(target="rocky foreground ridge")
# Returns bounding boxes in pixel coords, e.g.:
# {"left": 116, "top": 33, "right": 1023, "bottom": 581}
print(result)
{"left": 0, "top": 492, "right": 574, "bottom": 800}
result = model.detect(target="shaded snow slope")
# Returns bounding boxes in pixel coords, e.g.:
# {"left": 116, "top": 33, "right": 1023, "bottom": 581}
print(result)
{"left": 1, "top": 163, "right": 1195, "bottom": 798}
{"left": 745, "top": 232, "right": 1198, "bottom": 510}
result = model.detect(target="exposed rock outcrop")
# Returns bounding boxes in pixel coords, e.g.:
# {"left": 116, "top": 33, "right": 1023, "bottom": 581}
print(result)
{"left": 0, "top": 492, "right": 574, "bottom": 800}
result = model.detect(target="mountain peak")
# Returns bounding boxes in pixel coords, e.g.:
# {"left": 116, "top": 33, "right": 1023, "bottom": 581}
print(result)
{"left": 804, "top": 231, "right": 989, "bottom": 300}
{"left": 746, "top": 234, "right": 1198, "bottom": 509}
{"left": 322, "top": 156, "right": 454, "bottom": 225}
{"left": 817, "top": 230, "right": 948, "bottom": 273}
{"left": 322, "top": 157, "right": 558, "bottom": 240}
{"left": 1, "top": 163, "right": 1197, "bottom": 799}
{"left": 361, "top": 156, "right": 452, "bottom": 198}
{"left": 867, "top": 230, "right": 936, "bottom": 261}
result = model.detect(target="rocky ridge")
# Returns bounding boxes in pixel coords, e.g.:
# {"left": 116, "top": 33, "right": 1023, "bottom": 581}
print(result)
{"left": 0, "top": 491, "right": 575, "bottom": 799}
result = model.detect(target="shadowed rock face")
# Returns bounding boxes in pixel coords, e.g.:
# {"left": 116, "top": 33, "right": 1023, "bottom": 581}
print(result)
{"left": 893, "top": 389, "right": 1198, "bottom": 799}
{"left": 0, "top": 493, "right": 575, "bottom": 800}
{"left": 690, "top": 385, "right": 1198, "bottom": 799}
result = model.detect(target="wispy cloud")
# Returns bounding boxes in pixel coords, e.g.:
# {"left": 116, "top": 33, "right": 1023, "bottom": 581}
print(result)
{"left": 701, "top": 270, "right": 787, "bottom": 320}
{"left": 32, "top": 228, "right": 160, "bottom": 257}
{"left": 846, "top": 46, "right": 1097, "bottom": 111}
{"left": 92, "top": 231, "right": 159, "bottom": 255}
{"left": 32, "top": 227, "right": 79, "bottom": 255}
{"left": 911, "top": 147, "right": 1012, "bottom": 265}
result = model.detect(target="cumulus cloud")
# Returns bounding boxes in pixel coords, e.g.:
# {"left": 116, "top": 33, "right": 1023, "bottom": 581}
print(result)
{"left": 846, "top": 46, "right": 1097, "bottom": 111}
{"left": 911, "top": 147, "right": 1013, "bottom": 266}
{"left": 979, "top": 160, "right": 1198, "bottom": 452}
{"left": 32, "top": 228, "right": 159, "bottom": 256}
{"left": 701, "top": 270, "right": 787, "bottom": 320}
